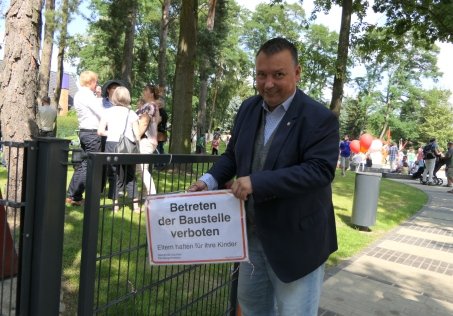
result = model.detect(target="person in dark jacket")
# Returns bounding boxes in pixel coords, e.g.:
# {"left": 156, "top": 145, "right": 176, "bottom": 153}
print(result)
{"left": 188, "top": 37, "right": 339, "bottom": 315}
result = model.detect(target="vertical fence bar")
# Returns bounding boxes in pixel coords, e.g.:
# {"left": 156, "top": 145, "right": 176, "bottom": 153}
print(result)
{"left": 25, "top": 138, "right": 70, "bottom": 315}
{"left": 18, "top": 140, "right": 38, "bottom": 316}
{"left": 78, "top": 153, "right": 104, "bottom": 315}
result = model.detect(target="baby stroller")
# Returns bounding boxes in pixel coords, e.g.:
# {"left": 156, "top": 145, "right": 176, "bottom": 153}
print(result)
{"left": 414, "top": 157, "right": 445, "bottom": 185}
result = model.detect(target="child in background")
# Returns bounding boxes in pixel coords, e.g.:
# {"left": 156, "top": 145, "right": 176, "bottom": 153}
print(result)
{"left": 211, "top": 134, "right": 220, "bottom": 155}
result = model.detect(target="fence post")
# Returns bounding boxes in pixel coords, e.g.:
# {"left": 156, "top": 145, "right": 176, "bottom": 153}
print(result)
{"left": 22, "top": 138, "right": 69, "bottom": 315}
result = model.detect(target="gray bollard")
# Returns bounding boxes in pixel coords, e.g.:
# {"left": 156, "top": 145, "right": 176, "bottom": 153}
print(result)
{"left": 351, "top": 172, "right": 382, "bottom": 230}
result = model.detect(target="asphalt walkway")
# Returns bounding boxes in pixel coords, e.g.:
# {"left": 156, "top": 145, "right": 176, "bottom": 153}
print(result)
{"left": 318, "top": 177, "right": 453, "bottom": 316}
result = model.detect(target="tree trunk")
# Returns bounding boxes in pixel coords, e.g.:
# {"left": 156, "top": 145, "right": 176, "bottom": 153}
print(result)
{"left": 196, "top": 0, "right": 216, "bottom": 143}
{"left": 121, "top": 0, "right": 137, "bottom": 89}
{"left": 37, "top": 0, "right": 56, "bottom": 104}
{"left": 0, "top": 0, "right": 42, "bottom": 204}
{"left": 158, "top": 0, "right": 170, "bottom": 90}
{"left": 197, "top": 64, "right": 208, "bottom": 139}
{"left": 0, "top": 0, "right": 42, "bottom": 140}
{"left": 329, "top": 0, "right": 352, "bottom": 117}
{"left": 53, "top": 0, "right": 69, "bottom": 109}
{"left": 170, "top": 0, "right": 198, "bottom": 154}
{"left": 207, "top": 0, "right": 217, "bottom": 31}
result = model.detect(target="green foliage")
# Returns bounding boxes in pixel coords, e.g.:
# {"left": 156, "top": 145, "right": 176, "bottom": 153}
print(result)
{"left": 346, "top": 27, "right": 444, "bottom": 143}
{"left": 56, "top": 110, "right": 79, "bottom": 143}
{"left": 373, "top": 0, "right": 453, "bottom": 44}
{"left": 418, "top": 89, "right": 453, "bottom": 149}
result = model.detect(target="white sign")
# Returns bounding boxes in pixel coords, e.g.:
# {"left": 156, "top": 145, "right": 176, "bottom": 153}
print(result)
{"left": 145, "top": 190, "right": 248, "bottom": 265}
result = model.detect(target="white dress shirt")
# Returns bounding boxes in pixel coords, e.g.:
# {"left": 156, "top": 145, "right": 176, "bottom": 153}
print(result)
{"left": 74, "top": 86, "right": 104, "bottom": 129}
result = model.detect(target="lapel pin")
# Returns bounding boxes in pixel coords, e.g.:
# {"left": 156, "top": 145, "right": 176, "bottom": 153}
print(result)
{"left": 287, "top": 122, "right": 291, "bottom": 126}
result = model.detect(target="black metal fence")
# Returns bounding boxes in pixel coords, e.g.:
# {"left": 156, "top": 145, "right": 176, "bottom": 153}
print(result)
{"left": 0, "top": 141, "right": 24, "bottom": 316}
{"left": 0, "top": 139, "right": 239, "bottom": 315}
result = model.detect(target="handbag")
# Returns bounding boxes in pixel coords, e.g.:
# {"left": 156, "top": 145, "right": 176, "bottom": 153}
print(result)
{"left": 114, "top": 110, "right": 139, "bottom": 154}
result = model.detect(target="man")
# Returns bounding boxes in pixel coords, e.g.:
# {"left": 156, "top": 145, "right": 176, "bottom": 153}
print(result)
{"left": 101, "top": 79, "right": 125, "bottom": 108}
{"left": 37, "top": 96, "right": 57, "bottom": 137}
{"left": 422, "top": 138, "right": 441, "bottom": 185}
{"left": 339, "top": 135, "right": 351, "bottom": 176}
{"left": 388, "top": 142, "right": 398, "bottom": 171}
{"left": 188, "top": 38, "right": 339, "bottom": 315}
{"left": 445, "top": 141, "right": 453, "bottom": 192}
{"left": 66, "top": 71, "right": 104, "bottom": 206}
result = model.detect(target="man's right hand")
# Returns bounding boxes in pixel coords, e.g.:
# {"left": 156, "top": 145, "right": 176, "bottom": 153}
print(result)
{"left": 187, "top": 180, "right": 208, "bottom": 192}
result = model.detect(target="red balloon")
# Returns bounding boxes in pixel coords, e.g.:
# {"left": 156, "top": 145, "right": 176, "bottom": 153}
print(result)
{"left": 359, "top": 133, "right": 373, "bottom": 150}
{"left": 350, "top": 140, "right": 360, "bottom": 153}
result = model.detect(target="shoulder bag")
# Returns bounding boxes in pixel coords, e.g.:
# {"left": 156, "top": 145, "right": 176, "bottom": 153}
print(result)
{"left": 115, "top": 110, "right": 139, "bottom": 154}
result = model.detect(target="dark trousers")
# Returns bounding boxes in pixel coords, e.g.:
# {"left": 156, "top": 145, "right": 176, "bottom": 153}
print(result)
{"left": 67, "top": 131, "right": 102, "bottom": 201}
{"left": 105, "top": 141, "right": 138, "bottom": 200}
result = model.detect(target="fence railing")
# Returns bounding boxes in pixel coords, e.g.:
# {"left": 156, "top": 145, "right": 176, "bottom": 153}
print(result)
{"left": 0, "top": 141, "right": 25, "bottom": 316}
{"left": 78, "top": 152, "right": 239, "bottom": 315}
{"left": 1, "top": 139, "right": 240, "bottom": 316}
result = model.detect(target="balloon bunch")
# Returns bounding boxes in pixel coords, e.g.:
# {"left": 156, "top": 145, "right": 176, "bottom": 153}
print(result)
{"left": 349, "top": 133, "right": 375, "bottom": 154}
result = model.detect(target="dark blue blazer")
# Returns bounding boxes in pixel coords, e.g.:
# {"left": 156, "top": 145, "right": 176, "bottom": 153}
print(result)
{"left": 208, "top": 89, "right": 339, "bottom": 282}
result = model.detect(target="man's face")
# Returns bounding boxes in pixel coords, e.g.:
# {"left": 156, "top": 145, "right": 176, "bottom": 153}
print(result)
{"left": 255, "top": 49, "right": 301, "bottom": 109}
{"left": 108, "top": 84, "right": 119, "bottom": 99}
{"left": 89, "top": 79, "right": 98, "bottom": 92}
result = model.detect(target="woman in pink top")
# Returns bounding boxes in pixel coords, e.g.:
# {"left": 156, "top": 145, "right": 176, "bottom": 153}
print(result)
{"left": 136, "top": 84, "right": 162, "bottom": 195}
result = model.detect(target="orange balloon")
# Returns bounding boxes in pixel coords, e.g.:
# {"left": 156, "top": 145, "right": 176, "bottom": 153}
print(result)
{"left": 359, "top": 133, "right": 373, "bottom": 150}
{"left": 350, "top": 140, "right": 360, "bottom": 153}
{"left": 360, "top": 145, "right": 368, "bottom": 153}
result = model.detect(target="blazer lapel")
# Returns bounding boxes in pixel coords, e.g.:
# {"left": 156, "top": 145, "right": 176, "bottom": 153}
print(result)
{"left": 236, "top": 98, "right": 263, "bottom": 173}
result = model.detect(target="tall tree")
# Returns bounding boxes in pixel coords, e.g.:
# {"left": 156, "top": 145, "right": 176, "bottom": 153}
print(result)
{"left": 294, "top": 0, "right": 369, "bottom": 116}
{"left": 0, "top": 0, "right": 42, "bottom": 140}
{"left": 158, "top": 0, "right": 171, "bottom": 90}
{"left": 418, "top": 89, "right": 453, "bottom": 148}
{"left": 352, "top": 29, "right": 441, "bottom": 142}
{"left": 37, "top": 0, "right": 56, "bottom": 104}
{"left": 0, "top": 0, "right": 42, "bottom": 202}
{"left": 170, "top": 0, "right": 198, "bottom": 154}
{"left": 329, "top": 0, "right": 352, "bottom": 116}
{"left": 373, "top": 0, "right": 453, "bottom": 44}
{"left": 53, "top": 0, "right": 71, "bottom": 108}
{"left": 121, "top": 0, "right": 138, "bottom": 88}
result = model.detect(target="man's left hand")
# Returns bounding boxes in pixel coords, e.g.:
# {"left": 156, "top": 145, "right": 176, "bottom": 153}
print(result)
{"left": 230, "top": 176, "right": 252, "bottom": 201}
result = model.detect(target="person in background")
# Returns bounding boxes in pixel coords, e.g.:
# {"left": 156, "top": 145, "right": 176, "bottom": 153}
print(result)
{"left": 407, "top": 148, "right": 416, "bottom": 170}
{"left": 188, "top": 37, "right": 339, "bottom": 315}
{"left": 156, "top": 86, "right": 168, "bottom": 154}
{"left": 422, "top": 138, "right": 441, "bottom": 185}
{"left": 365, "top": 153, "right": 373, "bottom": 169}
{"left": 66, "top": 71, "right": 103, "bottom": 206}
{"left": 388, "top": 142, "right": 398, "bottom": 171}
{"left": 339, "top": 135, "right": 351, "bottom": 176}
{"left": 136, "top": 84, "right": 162, "bottom": 196}
{"left": 211, "top": 133, "right": 220, "bottom": 155}
{"left": 445, "top": 141, "right": 453, "bottom": 192}
{"left": 98, "top": 87, "right": 140, "bottom": 211}
{"left": 95, "top": 85, "right": 102, "bottom": 98}
{"left": 196, "top": 134, "right": 206, "bottom": 154}
{"left": 101, "top": 80, "right": 125, "bottom": 109}
{"left": 37, "top": 96, "right": 57, "bottom": 137}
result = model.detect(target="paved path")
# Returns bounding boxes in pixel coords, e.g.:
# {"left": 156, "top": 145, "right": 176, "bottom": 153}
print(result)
{"left": 319, "top": 177, "right": 453, "bottom": 316}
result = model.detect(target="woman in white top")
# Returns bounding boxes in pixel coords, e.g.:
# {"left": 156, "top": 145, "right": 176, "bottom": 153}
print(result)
{"left": 98, "top": 87, "right": 140, "bottom": 211}
{"left": 136, "top": 84, "right": 161, "bottom": 195}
